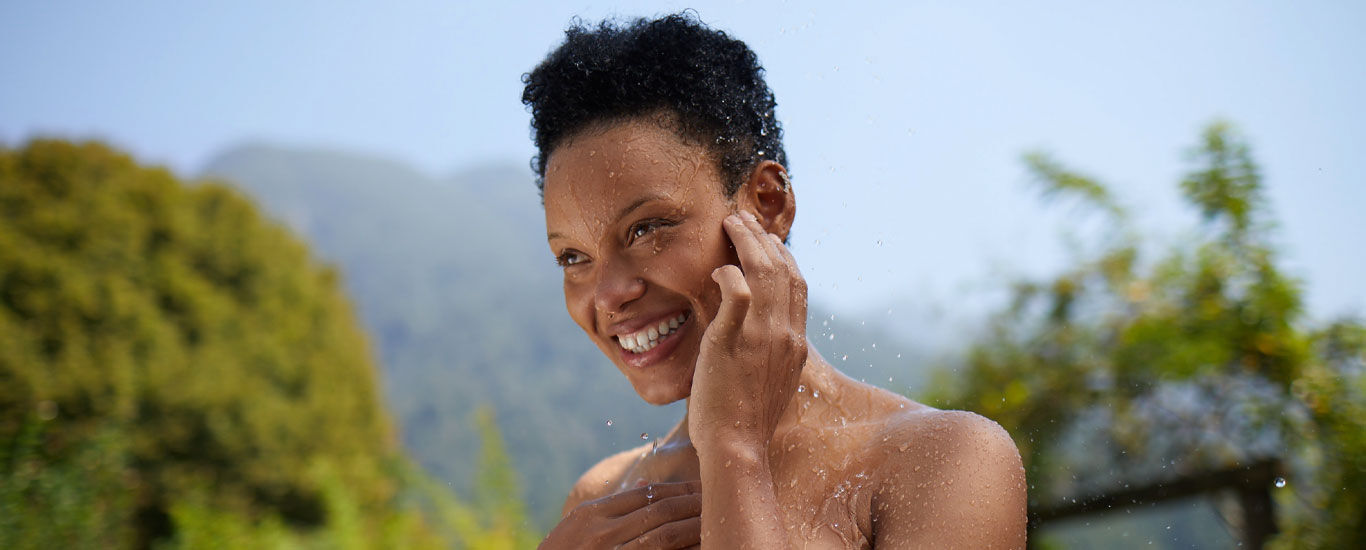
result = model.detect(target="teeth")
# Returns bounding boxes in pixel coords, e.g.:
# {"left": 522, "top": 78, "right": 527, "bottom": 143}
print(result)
{"left": 618, "top": 312, "right": 689, "bottom": 353}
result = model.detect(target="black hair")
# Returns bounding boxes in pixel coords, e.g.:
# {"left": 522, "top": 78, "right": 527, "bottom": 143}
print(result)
{"left": 522, "top": 12, "right": 786, "bottom": 196}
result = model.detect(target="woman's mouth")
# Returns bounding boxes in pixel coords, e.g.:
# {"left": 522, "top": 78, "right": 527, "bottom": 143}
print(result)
{"left": 615, "top": 311, "right": 691, "bottom": 367}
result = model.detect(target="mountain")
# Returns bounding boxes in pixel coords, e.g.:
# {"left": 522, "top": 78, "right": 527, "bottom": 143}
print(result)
{"left": 198, "top": 144, "right": 931, "bottom": 526}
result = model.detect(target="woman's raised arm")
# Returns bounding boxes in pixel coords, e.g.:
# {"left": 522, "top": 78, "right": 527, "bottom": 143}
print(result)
{"left": 689, "top": 210, "right": 808, "bottom": 547}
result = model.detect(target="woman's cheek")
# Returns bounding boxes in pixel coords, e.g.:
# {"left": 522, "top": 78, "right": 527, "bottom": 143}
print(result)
{"left": 563, "top": 278, "right": 596, "bottom": 336}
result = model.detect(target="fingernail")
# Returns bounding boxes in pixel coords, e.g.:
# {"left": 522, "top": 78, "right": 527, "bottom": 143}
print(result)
{"left": 739, "top": 210, "right": 757, "bottom": 222}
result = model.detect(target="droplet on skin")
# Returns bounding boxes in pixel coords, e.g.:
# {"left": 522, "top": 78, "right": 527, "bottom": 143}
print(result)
{"left": 605, "top": 419, "right": 613, "bottom": 427}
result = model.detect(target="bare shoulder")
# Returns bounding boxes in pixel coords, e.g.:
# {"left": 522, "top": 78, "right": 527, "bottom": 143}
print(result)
{"left": 561, "top": 444, "right": 649, "bottom": 517}
{"left": 881, "top": 407, "right": 1019, "bottom": 461}
{"left": 868, "top": 405, "right": 1027, "bottom": 549}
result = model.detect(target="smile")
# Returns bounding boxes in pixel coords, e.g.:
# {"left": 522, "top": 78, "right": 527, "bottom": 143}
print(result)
{"left": 617, "top": 312, "right": 689, "bottom": 354}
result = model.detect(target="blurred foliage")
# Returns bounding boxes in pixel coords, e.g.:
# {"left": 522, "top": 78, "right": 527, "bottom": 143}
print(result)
{"left": 0, "top": 140, "right": 537, "bottom": 548}
{"left": 926, "top": 122, "right": 1366, "bottom": 548}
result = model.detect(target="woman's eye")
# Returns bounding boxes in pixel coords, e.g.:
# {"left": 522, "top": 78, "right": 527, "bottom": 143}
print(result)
{"left": 555, "top": 251, "right": 587, "bottom": 267}
{"left": 627, "top": 219, "right": 672, "bottom": 243}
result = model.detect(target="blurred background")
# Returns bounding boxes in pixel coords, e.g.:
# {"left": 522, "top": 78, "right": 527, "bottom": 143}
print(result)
{"left": 2, "top": 1, "right": 1363, "bottom": 548}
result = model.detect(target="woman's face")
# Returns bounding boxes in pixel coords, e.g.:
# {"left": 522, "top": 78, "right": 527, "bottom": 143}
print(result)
{"left": 543, "top": 118, "right": 742, "bottom": 405}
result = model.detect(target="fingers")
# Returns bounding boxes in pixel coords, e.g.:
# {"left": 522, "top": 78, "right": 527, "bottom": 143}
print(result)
{"left": 711, "top": 264, "right": 751, "bottom": 337}
{"left": 619, "top": 516, "right": 702, "bottom": 550}
{"left": 590, "top": 480, "right": 701, "bottom": 517}
{"left": 766, "top": 232, "right": 808, "bottom": 330}
{"left": 723, "top": 212, "right": 775, "bottom": 279}
{"left": 726, "top": 211, "right": 799, "bottom": 320}
{"left": 614, "top": 493, "right": 702, "bottom": 545}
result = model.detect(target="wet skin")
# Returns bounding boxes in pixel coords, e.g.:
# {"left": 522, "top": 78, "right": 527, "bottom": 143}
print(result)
{"left": 540, "top": 115, "right": 1027, "bottom": 549}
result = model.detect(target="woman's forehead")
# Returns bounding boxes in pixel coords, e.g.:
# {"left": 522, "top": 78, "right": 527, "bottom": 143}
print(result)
{"left": 543, "top": 122, "right": 719, "bottom": 208}
{"left": 542, "top": 125, "right": 729, "bottom": 243}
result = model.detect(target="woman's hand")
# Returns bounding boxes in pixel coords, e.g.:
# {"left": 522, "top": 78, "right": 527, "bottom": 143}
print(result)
{"left": 539, "top": 481, "right": 702, "bottom": 549}
{"left": 688, "top": 210, "right": 808, "bottom": 454}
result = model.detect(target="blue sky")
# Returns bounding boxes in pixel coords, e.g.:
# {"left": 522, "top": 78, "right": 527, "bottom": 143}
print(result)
{"left": 3, "top": 1, "right": 1362, "bottom": 327}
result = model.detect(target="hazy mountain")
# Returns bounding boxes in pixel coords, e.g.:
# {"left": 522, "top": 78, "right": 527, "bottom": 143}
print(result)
{"left": 199, "top": 144, "right": 932, "bottom": 526}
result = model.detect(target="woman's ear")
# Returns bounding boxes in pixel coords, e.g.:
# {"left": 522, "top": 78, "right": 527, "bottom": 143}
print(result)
{"left": 737, "top": 160, "right": 796, "bottom": 242}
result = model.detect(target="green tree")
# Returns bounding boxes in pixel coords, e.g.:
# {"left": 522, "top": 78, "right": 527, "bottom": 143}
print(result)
{"left": 926, "top": 122, "right": 1365, "bottom": 548}
{"left": 1, "top": 140, "right": 422, "bottom": 547}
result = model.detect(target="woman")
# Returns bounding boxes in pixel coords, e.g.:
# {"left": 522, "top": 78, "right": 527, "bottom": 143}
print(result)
{"left": 524, "top": 14, "right": 1026, "bottom": 549}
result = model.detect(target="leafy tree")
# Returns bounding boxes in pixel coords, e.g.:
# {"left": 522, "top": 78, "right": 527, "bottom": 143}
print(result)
{"left": 1, "top": 140, "right": 463, "bottom": 547}
{"left": 926, "top": 122, "right": 1365, "bottom": 548}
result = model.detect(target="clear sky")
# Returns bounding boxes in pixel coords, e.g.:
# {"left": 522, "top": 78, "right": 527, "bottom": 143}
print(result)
{"left": 3, "top": 0, "right": 1362, "bottom": 326}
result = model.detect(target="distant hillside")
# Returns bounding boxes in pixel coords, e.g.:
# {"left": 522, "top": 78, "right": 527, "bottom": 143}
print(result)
{"left": 199, "top": 144, "right": 930, "bottom": 526}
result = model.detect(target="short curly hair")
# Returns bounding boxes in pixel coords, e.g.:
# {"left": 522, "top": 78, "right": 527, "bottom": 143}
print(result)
{"left": 522, "top": 13, "right": 786, "bottom": 197}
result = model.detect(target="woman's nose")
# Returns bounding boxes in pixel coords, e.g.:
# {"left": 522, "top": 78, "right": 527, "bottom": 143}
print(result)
{"left": 594, "top": 258, "right": 646, "bottom": 318}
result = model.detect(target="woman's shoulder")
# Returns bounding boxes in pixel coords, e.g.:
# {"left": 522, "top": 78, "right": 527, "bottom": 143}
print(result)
{"left": 857, "top": 387, "right": 1022, "bottom": 476}
{"left": 560, "top": 443, "right": 651, "bottom": 517}
{"left": 860, "top": 397, "right": 1028, "bottom": 546}
{"left": 879, "top": 404, "right": 1018, "bottom": 457}
{"left": 836, "top": 376, "right": 1019, "bottom": 468}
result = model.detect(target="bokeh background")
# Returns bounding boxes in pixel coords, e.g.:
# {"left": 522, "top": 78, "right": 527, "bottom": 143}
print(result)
{"left": 3, "top": 1, "right": 1363, "bottom": 548}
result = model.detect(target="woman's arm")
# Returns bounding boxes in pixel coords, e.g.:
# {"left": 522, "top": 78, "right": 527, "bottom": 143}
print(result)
{"left": 689, "top": 211, "right": 807, "bottom": 548}
{"left": 696, "top": 440, "right": 785, "bottom": 546}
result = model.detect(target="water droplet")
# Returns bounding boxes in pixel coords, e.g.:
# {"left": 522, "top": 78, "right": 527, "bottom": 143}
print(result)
{"left": 841, "top": 354, "right": 848, "bottom": 361}
{"left": 646, "top": 485, "right": 655, "bottom": 501}
{"left": 640, "top": 432, "right": 649, "bottom": 440}
{"left": 812, "top": 390, "right": 821, "bottom": 398}
{"left": 605, "top": 419, "right": 613, "bottom": 427}
{"left": 797, "top": 384, "right": 806, "bottom": 393}
{"left": 1274, "top": 477, "right": 1287, "bottom": 488}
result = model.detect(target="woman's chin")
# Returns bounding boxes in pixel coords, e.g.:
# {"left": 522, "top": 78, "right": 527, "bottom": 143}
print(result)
{"left": 631, "top": 376, "right": 693, "bottom": 406}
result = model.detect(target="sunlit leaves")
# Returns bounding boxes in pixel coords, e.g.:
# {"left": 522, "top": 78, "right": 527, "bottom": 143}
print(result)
{"left": 928, "top": 122, "right": 1366, "bottom": 547}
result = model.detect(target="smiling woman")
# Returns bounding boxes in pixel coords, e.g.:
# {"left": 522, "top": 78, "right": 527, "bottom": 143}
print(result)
{"left": 523, "top": 13, "right": 1026, "bottom": 549}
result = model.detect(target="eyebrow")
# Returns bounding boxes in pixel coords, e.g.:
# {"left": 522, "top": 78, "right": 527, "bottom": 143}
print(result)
{"left": 546, "top": 194, "right": 665, "bottom": 242}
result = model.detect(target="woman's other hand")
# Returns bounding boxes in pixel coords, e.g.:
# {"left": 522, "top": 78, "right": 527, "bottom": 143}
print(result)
{"left": 539, "top": 480, "right": 702, "bottom": 549}
{"left": 688, "top": 210, "right": 808, "bottom": 454}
